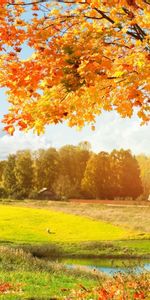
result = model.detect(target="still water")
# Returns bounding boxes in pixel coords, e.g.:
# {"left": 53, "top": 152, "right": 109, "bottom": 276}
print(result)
{"left": 61, "top": 258, "right": 150, "bottom": 275}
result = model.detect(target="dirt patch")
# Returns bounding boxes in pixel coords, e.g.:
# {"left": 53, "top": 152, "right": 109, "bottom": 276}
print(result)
{"left": 69, "top": 199, "right": 150, "bottom": 206}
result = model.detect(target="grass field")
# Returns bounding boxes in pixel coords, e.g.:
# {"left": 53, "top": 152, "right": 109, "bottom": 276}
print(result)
{"left": 31, "top": 200, "right": 150, "bottom": 233}
{"left": 0, "top": 204, "right": 134, "bottom": 244}
{"left": 9, "top": 199, "right": 150, "bottom": 232}
{"left": 0, "top": 202, "right": 150, "bottom": 257}
{"left": 0, "top": 201, "right": 149, "bottom": 299}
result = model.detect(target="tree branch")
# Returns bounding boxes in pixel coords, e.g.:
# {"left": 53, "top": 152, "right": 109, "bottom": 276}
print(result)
{"left": 94, "top": 8, "right": 115, "bottom": 24}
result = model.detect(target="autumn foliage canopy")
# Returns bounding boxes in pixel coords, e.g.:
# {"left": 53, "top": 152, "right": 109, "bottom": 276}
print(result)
{"left": 0, "top": 0, "right": 150, "bottom": 134}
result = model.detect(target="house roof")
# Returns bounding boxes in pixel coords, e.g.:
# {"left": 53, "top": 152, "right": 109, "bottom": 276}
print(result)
{"left": 38, "top": 187, "right": 48, "bottom": 194}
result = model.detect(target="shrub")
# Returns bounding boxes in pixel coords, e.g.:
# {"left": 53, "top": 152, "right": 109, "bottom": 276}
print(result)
{"left": 0, "top": 187, "right": 8, "bottom": 199}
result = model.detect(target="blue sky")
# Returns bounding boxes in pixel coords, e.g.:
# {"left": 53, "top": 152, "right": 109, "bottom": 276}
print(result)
{"left": 0, "top": 87, "right": 150, "bottom": 160}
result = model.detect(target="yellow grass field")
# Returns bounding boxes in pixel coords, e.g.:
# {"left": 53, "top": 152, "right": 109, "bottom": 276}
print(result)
{"left": 0, "top": 205, "right": 134, "bottom": 244}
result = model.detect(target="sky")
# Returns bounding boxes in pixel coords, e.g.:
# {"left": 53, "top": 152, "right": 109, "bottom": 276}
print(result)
{"left": 0, "top": 88, "right": 150, "bottom": 160}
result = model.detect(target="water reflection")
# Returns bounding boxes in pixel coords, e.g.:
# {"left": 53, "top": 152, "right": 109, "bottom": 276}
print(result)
{"left": 61, "top": 258, "right": 150, "bottom": 275}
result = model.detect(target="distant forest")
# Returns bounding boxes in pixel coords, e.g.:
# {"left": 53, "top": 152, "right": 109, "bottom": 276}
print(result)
{"left": 0, "top": 141, "right": 149, "bottom": 200}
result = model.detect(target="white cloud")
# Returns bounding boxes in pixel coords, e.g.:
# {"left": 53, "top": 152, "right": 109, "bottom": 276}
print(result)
{"left": 0, "top": 131, "right": 52, "bottom": 160}
{"left": 91, "top": 112, "right": 150, "bottom": 155}
{"left": 0, "top": 111, "right": 149, "bottom": 160}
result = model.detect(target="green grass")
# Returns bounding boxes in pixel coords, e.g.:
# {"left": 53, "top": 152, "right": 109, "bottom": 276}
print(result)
{"left": 117, "top": 240, "right": 150, "bottom": 253}
{"left": 0, "top": 246, "right": 149, "bottom": 299}
{"left": 0, "top": 205, "right": 133, "bottom": 244}
{"left": 0, "top": 247, "right": 99, "bottom": 299}
{"left": 0, "top": 271, "right": 97, "bottom": 299}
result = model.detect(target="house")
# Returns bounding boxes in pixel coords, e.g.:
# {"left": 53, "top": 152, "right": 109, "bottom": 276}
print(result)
{"left": 37, "top": 187, "right": 56, "bottom": 200}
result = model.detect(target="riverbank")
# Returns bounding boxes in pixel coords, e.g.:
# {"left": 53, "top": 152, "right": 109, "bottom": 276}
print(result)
{"left": 20, "top": 240, "right": 150, "bottom": 260}
{"left": 0, "top": 246, "right": 149, "bottom": 299}
{"left": 0, "top": 246, "right": 100, "bottom": 299}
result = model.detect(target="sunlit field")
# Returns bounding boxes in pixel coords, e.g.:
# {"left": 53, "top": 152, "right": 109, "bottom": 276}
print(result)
{"left": 0, "top": 203, "right": 149, "bottom": 299}
{"left": 0, "top": 205, "right": 133, "bottom": 244}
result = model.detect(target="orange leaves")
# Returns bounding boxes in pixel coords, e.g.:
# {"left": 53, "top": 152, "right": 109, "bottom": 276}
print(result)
{"left": 89, "top": 0, "right": 101, "bottom": 8}
{"left": 0, "top": 282, "right": 14, "bottom": 293}
{"left": 0, "top": 0, "right": 7, "bottom": 5}
{"left": 0, "top": 282, "right": 23, "bottom": 294}
{"left": 126, "top": 0, "right": 140, "bottom": 9}
{"left": 0, "top": 0, "right": 150, "bottom": 134}
{"left": 17, "top": 121, "right": 28, "bottom": 130}
{"left": 126, "top": 0, "right": 137, "bottom": 6}
{"left": 63, "top": 273, "right": 150, "bottom": 300}
{"left": 4, "top": 125, "right": 15, "bottom": 136}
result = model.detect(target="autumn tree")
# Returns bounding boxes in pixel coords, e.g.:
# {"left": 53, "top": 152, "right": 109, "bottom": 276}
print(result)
{"left": 59, "top": 144, "right": 90, "bottom": 197}
{"left": 0, "top": 0, "right": 149, "bottom": 135}
{"left": 0, "top": 160, "right": 7, "bottom": 198}
{"left": 117, "top": 149, "right": 143, "bottom": 199}
{"left": 109, "top": 150, "right": 123, "bottom": 198}
{"left": 0, "top": 160, "right": 6, "bottom": 185}
{"left": 78, "top": 141, "right": 92, "bottom": 152}
{"left": 81, "top": 154, "right": 97, "bottom": 198}
{"left": 14, "top": 150, "right": 34, "bottom": 198}
{"left": 34, "top": 147, "right": 60, "bottom": 192}
{"left": 3, "top": 154, "right": 17, "bottom": 197}
{"left": 82, "top": 149, "right": 143, "bottom": 199}
{"left": 96, "top": 151, "right": 112, "bottom": 198}
{"left": 53, "top": 174, "right": 73, "bottom": 199}
{"left": 82, "top": 151, "right": 112, "bottom": 198}
{"left": 136, "top": 154, "right": 150, "bottom": 198}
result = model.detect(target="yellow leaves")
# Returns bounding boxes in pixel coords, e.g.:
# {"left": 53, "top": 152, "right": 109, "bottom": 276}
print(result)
{"left": 113, "top": 70, "right": 125, "bottom": 78}
{"left": 30, "top": 53, "right": 37, "bottom": 60}
{"left": 51, "top": 9, "right": 59, "bottom": 15}
{"left": 40, "top": 81, "right": 48, "bottom": 89}
{"left": 34, "top": 121, "right": 45, "bottom": 135}
{"left": 135, "top": 40, "right": 142, "bottom": 47}
{"left": 136, "top": 60, "right": 144, "bottom": 68}
{"left": 24, "top": 75, "right": 30, "bottom": 82}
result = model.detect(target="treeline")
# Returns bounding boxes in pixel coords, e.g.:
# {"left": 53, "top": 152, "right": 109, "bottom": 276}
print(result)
{"left": 0, "top": 141, "right": 149, "bottom": 200}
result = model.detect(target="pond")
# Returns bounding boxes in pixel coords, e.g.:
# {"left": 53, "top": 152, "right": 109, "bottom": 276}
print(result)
{"left": 60, "top": 258, "right": 150, "bottom": 275}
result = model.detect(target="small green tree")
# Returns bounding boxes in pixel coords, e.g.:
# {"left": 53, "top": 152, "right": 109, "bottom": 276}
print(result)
{"left": 14, "top": 150, "right": 34, "bottom": 198}
{"left": 0, "top": 161, "right": 6, "bottom": 185}
{"left": 34, "top": 148, "right": 60, "bottom": 192}
{"left": 81, "top": 154, "right": 97, "bottom": 198}
{"left": 3, "top": 155, "right": 17, "bottom": 197}
{"left": 59, "top": 144, "right": 91, "bottom": 197}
